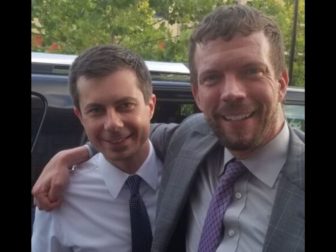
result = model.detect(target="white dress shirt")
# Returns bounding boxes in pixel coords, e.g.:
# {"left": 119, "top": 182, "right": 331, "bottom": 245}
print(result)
{"left": 32, "top": 141, "right": 163, "bottom": 252}
{"left": 186, "top": 123, "right": 290, "bottom": 252}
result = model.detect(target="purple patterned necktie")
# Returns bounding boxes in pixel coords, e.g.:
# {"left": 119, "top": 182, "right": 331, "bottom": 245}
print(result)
{"left": 198, "top": 159, "right": 246, "bottom": 252}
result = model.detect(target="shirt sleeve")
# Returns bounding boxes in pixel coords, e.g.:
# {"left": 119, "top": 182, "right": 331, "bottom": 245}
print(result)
{"left": 32, "top": 207, "right": 71, "bottom": 252}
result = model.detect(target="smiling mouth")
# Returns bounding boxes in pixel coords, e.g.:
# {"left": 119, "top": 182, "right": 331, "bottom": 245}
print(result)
{"left": 222, "top": 112, "right": 254, "bottom": 121}
{"left": 110, "top": 138, "right": 126, "bottom": 144}
{"left": 104, "top": 134, "right": 131, "bottom": 144}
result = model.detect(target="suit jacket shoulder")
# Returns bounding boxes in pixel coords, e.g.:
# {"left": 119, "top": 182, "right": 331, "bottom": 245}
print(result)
{"left": 150, "top": 114, "right": 211, "bottom": 161}
{"left": 150, "top": 122, "right": 178, "bottom": 161}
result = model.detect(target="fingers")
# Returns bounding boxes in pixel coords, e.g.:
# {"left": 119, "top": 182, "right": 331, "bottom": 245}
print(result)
{"left": 32, "top": 179, "right": 63, "bottom": 211}
{"left": 49, "top": 179, "right": 66, "bottom": 203}
{"left": 31, "top": 148, "right": 76, "bottom": 211}
{"left": 32, "top": 184, "right": 58, "bottom": 211}
{"left": 34, "top": 196, "right": 61, "bottom": 211}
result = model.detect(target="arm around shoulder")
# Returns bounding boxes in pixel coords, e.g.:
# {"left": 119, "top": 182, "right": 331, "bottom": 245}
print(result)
{"left": 32, "top": 145, "right": 91, "bottom": 211}
{"left": 150, "top": 123, "right": 179, "bottom": 161}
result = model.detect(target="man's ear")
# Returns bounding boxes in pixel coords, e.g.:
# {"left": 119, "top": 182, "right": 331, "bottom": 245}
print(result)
{"left": 278, "top": 70, "right": 289, "bottom": 103}
{"left": 148, "top": 94, "right": 157, "bottom": 120}
{"left": 73, "top": 107, "right": 83, "bottom": 124}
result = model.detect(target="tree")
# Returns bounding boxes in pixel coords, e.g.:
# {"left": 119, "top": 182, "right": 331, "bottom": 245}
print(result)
{"left": 32, "top": 0, "right": 304, "bottom": 86}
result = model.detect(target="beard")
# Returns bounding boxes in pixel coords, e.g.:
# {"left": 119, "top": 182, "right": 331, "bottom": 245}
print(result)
{"left": 207, "top": 117, "right": 260, "bottom": 151}
{"left": 205, "top": 102, "right": 282, "bottom": 153}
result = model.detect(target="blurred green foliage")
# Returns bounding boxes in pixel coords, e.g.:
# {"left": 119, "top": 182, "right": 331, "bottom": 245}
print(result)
{"left": 32, "top": 0, "right": 304, "bottom": 86}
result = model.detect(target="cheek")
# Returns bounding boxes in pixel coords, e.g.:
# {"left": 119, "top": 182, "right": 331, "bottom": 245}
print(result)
{"left": 197, "top": 90, "right": 218, "bottom": 112}
{"left": 132, "top": 111, "right": 151, "bottom": 131}
{"left": 140, "top": 115, "right": 151, "bottom": 132}
{"left": 132, "top": 117, "right": 150, "bottom": 142}
{"left": 82, "top": 119, "right": 101, "bottom": 135}
{"left": 269, "top": 81, "right": 285, "bottom": 103}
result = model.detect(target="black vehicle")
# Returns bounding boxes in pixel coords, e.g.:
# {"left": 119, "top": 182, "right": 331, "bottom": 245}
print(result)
{"left": 31, "top": 52, "right": 305, "bottom": 185}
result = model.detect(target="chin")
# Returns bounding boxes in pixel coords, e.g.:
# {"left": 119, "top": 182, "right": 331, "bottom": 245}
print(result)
{"left": 218, "top": 129, "right": 256, "bottom": 149}
{"left": 224, "top": 138, "right": 255, "bottom": 151}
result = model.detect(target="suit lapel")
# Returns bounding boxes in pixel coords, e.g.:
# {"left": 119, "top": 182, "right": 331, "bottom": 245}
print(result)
{"left": 153, "top": 129, "right": 219, "bottom": 251}
{"left": 263, "top": 128, "right": 305, "bottom": 252}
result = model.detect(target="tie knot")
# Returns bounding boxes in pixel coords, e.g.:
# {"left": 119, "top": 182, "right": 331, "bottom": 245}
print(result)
{"left": 223, "top": 159, "right": 246, "bottom": 183}
{"left": 126, "top": 175, "right": 142, "bottom": 196}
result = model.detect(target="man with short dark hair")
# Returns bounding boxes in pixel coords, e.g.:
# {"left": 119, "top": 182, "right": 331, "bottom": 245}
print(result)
{"left": 32, "top": 45, "right": 161, "bottom": 252}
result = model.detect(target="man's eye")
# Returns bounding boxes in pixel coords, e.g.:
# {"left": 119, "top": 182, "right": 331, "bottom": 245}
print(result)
{"left": 87, "top": 107, "right": 103, "bottom": 114}
{"left": 201, "top": 75, "right": 220, "bottom": 85}
{"left": 119, "top": 103, "right": 135, "bottom": 111}
{"left": 244, "top": 67, "right": 265, "bottom": 77}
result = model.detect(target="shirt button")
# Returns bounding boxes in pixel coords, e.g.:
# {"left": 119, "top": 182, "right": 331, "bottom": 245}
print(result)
{"left": 235, "top": 192, "right": 242, "bottom": 199}
{"left": 228, "top": 229, "right": 235, "bottom": 237}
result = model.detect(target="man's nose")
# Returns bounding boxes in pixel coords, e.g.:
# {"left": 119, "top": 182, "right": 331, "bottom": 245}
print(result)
{"left": 219, "top": 74, "right": 246, "bottom": 102}
{"left": 104, "top": 108, "right": 123, "bottom": 130}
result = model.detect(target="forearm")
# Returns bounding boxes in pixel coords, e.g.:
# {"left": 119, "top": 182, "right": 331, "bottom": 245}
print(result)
{"left": 32, "top": 144, "right": 91, "bottom": 210}
{"left": 62, "top": 145, "right": 92, "bottom": 168}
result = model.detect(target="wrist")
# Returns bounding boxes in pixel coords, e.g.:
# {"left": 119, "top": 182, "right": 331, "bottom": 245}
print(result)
{"left": 58, "top": 146, "right": 92, "bottom": 168}
{"left": 84, "top": 142, "right": 98, "bottom": 159}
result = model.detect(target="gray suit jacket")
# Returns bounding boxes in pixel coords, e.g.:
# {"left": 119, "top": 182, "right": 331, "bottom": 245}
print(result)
{"left": 150, "top": 113, "right": 304, "bottom": 252}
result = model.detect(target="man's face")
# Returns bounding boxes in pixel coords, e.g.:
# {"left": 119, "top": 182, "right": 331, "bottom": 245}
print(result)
{"left": 74, "top": 69, "right": 156, "bottom": 172}
{"left": 192, "top": 32, "right": 288, "bottom": 159}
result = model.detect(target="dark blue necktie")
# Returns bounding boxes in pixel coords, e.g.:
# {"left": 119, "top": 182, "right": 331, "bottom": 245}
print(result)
{"left": 126, "top": 175, "right": 152, "bottom": 252}
{"left": 198, "top": 159, "right": 246, "bottom": 252}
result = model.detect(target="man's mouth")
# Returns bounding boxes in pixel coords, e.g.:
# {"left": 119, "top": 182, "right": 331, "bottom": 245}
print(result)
{"left": 222, "top": 111, "right": 254, "bottom": 121}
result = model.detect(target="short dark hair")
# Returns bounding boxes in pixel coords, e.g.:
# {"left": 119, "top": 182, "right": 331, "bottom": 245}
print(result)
{"left": 69, "top": 44, "right": 152, "bottom": 109}
{"left": 189, "top": 4, "right": 286, "bottom": 85}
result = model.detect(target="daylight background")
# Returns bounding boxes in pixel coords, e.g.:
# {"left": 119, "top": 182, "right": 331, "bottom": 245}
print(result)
{"left": 32, "top": 0, "right": 304, "bottom": 87}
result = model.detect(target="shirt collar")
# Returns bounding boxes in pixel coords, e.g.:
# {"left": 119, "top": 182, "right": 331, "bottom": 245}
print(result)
{"left": 98, "top": 140, "right": 161, "bottom": 199}
{"left": 223, "top": 122, "right": 290, "bottom": 188}
{"left": 136, "top": 141, "right": 161, "bottom": 191}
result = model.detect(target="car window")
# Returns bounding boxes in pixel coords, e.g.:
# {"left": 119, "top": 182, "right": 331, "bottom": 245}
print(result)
{"left": 153, "top": 101, "right": 199, "bottom": 123}
{"left": 285, "top": 104, "right": 305, "bottom": 132}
